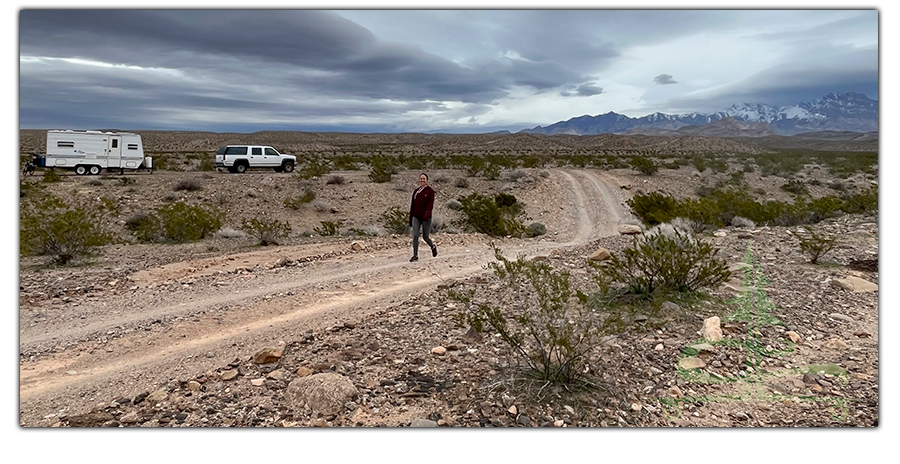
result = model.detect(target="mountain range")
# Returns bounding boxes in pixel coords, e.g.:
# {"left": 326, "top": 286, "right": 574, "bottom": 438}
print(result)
{"left": 522, "top": 92, "right": 878, "bottom": 137}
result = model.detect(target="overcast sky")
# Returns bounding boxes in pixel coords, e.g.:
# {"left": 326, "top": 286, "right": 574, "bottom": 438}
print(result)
{"left": 17, "top": 5, "right": 879, "bottom": 133}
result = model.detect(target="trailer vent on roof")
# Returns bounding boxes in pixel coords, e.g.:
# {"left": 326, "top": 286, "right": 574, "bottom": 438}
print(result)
{"left": 57, "top": 141, "right": 75, "bottom": 148}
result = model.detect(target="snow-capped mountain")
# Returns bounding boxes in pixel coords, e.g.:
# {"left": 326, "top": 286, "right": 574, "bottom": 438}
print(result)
{"left": 522, "top": 92, "right": 878, "bottom": 136}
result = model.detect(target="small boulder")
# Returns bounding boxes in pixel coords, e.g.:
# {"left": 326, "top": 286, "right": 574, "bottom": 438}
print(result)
{"left": 588, "top": 247, "right": 612, "bottom": 262}
{"left": 701, "top": 316, "right": 724, "bottom": 342}
{"left": 285, "top": 372, "right": 360, "bottom": 417}
{"left": 351, "top": 241, "right": 365, "bottom": 251}
{"left": 617, "top": 224, "right": 643, "bottom": 235}
{"left": 431, "top": 346, "right": 447, "bottom": 356}
{"left": 253, "top": 346, "right": 284, "bottom": 364}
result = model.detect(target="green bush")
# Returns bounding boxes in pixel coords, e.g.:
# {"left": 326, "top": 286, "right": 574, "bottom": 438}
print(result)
{"left": 284, "top": 189, "right": 316, "bottom": 209}
{"left": 173, "top": 179, "right": 203, "bottom": 192}
{"left": 378, "top": 206, "right": 410, "bottom": 235}
{"left": 629, "top": 157, "right": 659, "bottom": 176}
{"left": 456, "top": 192, "right": 527, "bottom": 237}
{"left": 450, "top": 246, "right": 599, "bottom": 384}
{"left": 42, "top": 169, "right": 63, "bottom": 183}
{"left": 148, "top": 202, "right": 224, "bottom": 243}
{"left": 626, "top": 192, "right": 682, "bottom": 225}
{"left": 526, "top": 222, "right": 547, "bottom": 237}
{"left": 241, "top": 217, "right": 292, "bottom": 246}
{"left": 368, "top": 157, "right": 397, "bottom": 183}
{"left": 20, "top": 197, "right": 113, "bottom": 265}
{"left": 596, "top": 229, "right": 730, "bottom": 296}
{"left": 314, "top": 220, "right": 343, "bottom": 236}
{"left": 842, "top": 184, "right": 878, "bottom": 215}
{"left": 789, "top": 226, "right": 837, "bottom": 264}
{"left": 780, "top": 179, "right": 809, "bottom": 195}
{"left": 198, "top": 157, "right": 216, "bottom": 171}
{"left": 297, "top": 156, "right": 333, "bottom": 179}
{"left": 124, "top": 212, "right": 160, "bottom": 242}
{"left": 454, "top": 177, "right": 469, "bottom": 188}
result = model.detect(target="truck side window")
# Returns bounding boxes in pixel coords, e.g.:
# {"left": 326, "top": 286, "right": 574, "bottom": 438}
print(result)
{"left": 252, "top": 147, "right": 262, "bottom": 156}
{"left": 225, "top": 147, "right": 247, "bottom": 155}
{"left": 265, "top": 148, "right": 279, "bottom": 156}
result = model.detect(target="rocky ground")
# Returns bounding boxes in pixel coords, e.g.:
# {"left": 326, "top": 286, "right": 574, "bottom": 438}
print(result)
{"left": 17, "top": 161, "right": 880, "bottom": 435}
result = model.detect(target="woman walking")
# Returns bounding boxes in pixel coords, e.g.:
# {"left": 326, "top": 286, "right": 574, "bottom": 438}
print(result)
{"left": 409, "top": 173, "right": 437, "bottom": 262}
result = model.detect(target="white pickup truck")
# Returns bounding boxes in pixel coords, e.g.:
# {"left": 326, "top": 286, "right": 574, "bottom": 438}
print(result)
{"left": 215, "top": 145, "right": 296, "bottom": 173}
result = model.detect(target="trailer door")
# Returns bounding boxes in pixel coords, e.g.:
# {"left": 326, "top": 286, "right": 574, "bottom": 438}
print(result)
{"left": 107, "top": 136, "right": 122, "bottom": 168}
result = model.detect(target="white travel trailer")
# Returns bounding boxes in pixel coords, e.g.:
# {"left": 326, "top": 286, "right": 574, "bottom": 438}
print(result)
{"left": 34, "top": 130, "right": 152, "bottom": 175}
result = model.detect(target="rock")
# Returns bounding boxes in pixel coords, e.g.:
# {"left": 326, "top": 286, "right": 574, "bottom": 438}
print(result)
{"left": 295, "top": 366, "right": 313, "bottom": 377}
{"left": 119, "top": 411, "right": 140, "bottom": 424}
{"left": 617, "top": 224, "right": 642, "bottom": 235}
{"left": 661, "top": 301, "right": 681, "bottom": 312}
{"left": 146, "top": 389, "right": 168, "bottom": 404}
{"left": 701, "top": 316, "right": 724, "bottom": 342}
{"left": 689, "top": 343, "right": 716, "bottom": 353}
{"left": 833, "top": 276, "right": 878, "bottom": 293}
{"left": 253, "top": 346, "right": 284, "bottom": 364}
{"left": 678, "top": 357, "right": 706, "bottom": 370}
{"left": 654, "top": 343, "right": 664, "bottom": 351}
{"left": 588, "top": 247, "right": 612, "bottom": 261}
{"left": 220, "top": 369, "right": 238, "bottom": 381}
{"left": 668, "top": 386, "right": 684, "bottom": 398}
{"left": 714, "top": 230, "right": 727, "bottom": 237}
{"left": 410, "top": 418, "right": 438, "bottom": 427}
{"left": 351, "top": 241, "right": 365, "bottom": 251}
{"left": 267, "top": 370, "right": 285, "bottom": 381}
{"left": 830, "top": 313, "right": 854, "bottom": 323}
{"left": 508, "top": 405, "right": 517, "bottom": 415}
{"left": 824, "top": 338, "right": 849, "bottom": 350}
{"left": 250, "top": 378, "right": 265, "bottom": 386}
{"left": 431, "top": 346, "right": 447, "bottom": 356}
{"left": 186, "top": 381, "right": 202, "bottom": 391}
{"left": 786, "top": 331, "right": 801, "bottom": 343}
{"left": 285, "top": 372, "right": 360, "bottom": 417}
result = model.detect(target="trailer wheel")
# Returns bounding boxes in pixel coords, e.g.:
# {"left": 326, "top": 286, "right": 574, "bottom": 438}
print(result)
{"left": 282, "top": 161, "right": 295, "bottom": 173}
{"left": 88, "top": 165, "right": 101, "bottom": 175}
{"left": 75, "top": 165, "right": 87, "bottom": 176}
{"left": 235, "top": 162, "right": 248, "bottom": 174}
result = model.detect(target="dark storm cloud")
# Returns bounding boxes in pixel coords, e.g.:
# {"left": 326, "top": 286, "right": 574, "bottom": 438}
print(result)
{"left": 559, "top": 83, "right": 605, "bottom": 97}
{"left": 654, "top": 74, "right": 677, "bottom": 85}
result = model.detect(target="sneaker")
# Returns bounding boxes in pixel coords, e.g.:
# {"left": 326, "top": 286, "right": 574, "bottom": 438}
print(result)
{"left": 409, "top": 256, "right": 418, "bottom": 262}
{"left": 431, "top": 245, "right": 438, "bottom": 257}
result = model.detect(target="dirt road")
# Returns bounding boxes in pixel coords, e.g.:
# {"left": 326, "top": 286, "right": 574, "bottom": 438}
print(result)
{"left": 18, "top": 169, "right": 632, "bottom": 426}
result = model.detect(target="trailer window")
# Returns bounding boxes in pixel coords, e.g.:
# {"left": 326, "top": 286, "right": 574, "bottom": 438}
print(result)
{"left": 57, "top": 141, "right": 75, "bottom": 148}
{"left": 127, "top": 144, "right": 139, "bottom": 150}
{"left": 224, "top": 146, "right": 247, "bottom": 155}
{"left": 111, "top": 139, "right": 119, "bottom": 148}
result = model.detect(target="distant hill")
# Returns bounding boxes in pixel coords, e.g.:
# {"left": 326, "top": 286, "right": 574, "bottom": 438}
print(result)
{"left": 523, "top": 92, "right": 878, "bottom": 137}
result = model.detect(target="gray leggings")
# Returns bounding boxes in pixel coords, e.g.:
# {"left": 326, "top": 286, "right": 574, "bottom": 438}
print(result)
{"left": 411, "top": 216, "right": 434, "bottom": 257}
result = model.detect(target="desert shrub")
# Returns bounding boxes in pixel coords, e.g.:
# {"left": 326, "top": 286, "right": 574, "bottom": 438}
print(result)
{"left": 241, "top": 217, "right": 292, "bottom": 246}
{"left": 446, "top": 199, "right": 463, "bottom": 211}
{"left": 454, "top": 177, "right": 470, "bottom": 188}
{"left": 124, "top": 212, "right": 159, "bottom": 242}
{"left": 173, "top": 178, "right": 203, "bottom": 192}
{"left": 690, "top": 156, "right": 708, "bottom": 173}
{"left": 152, "top": 202, "right": 223, "bottom": 243}
{"left": 596, "top": 229, "right": 730, "bottom": 296}
{"left": 668, "top": 217, "right": 709, "bottom": 234}
{"left": 627, "top": 191, "right": 682, "bottom": 225}
{"left": 378, "top": 206, "right": 410, "bottom": 235}
{"left": 780, "top": 179, "right": 809, "bottom": 195}
{"left": 42, "top": 169, "right": 63, "bottom": 183}
{"left": 842, "top": 184, "right": 878, "bottom": 215}
{"left": 198, "top": 157, "right": 216, "bottom": 171}
{"left": 314, "top": 220, "right": 343, "bottom": 236}
{"left": 629, "top": 157, "right": 659, "bottom": 176}
{"left": 504, "top": 169, "right": 528, "bottom": 182}
{"left": 526, "top": 222, "right": 547, "bottom": 237}
{"left": 20, "top": 197, "right": 113, "bottom": 265}
{"left": 284, "top": 189, "right": 316, "bottom": 209}
{"left": 456, "top": 192, "right": 527, "bottom": 237}
{"left": 450, "top": 246, "right": 599, "bottom": 385}
{"left": 368, "top": 157, "right": 397, "bottom": 183}
{"left": 297, "top": 156, "right": 333, "bottom": 179}
{"left": 326, "top": 175, "right": 345, "bottom": 185}
{"left": 789, "top": 226, "right": 837, "bottom": 264}
{"left": 86, "top": 179, "right": 103, "bottom": 186}
{"left": 117, "top": 176, "right": 136, "bottom": 186}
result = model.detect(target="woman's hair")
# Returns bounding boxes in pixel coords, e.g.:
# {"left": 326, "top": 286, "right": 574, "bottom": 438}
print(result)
{"left": 420, "top": 173, "right": 429, "bottom": 180}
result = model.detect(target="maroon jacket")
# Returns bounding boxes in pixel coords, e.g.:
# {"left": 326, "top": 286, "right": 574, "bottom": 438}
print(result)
{"left": 409, "top": 185, "right": 435, "bottom": 223}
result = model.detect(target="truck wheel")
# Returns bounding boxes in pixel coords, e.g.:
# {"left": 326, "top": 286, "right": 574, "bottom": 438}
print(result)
{"left": 235, "top": 163, "right": 247, "bottom": 173}
{"left": 89, "top": 165, "right": 101, "bottom": 175}
{"left": 75, "top": 165, "right": 87, "bottom": 176}
{"left": 282, "top": 161, "right": 295, "bottom": 173}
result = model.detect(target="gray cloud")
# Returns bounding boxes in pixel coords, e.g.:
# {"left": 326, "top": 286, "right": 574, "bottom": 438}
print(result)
{"left": 654, "top": 74, "right": 678, "bottom": 85}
